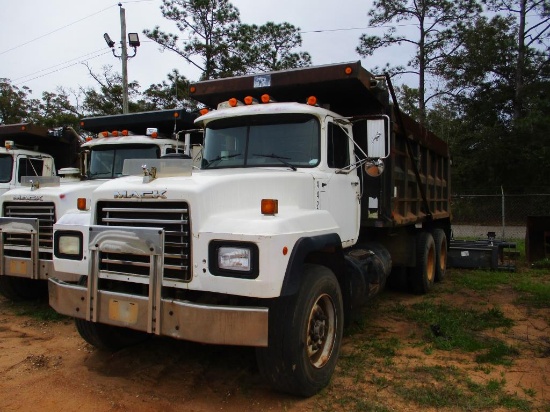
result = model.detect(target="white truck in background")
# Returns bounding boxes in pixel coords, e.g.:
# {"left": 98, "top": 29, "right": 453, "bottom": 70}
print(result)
{"left": 49, "top": 62, "right": 451, "bottom": 396}
{"left": 0, "top": 109, "right": 200, "bottom": 300}
{"left": 0, "top": 122, "right": 81, "bottom": 196}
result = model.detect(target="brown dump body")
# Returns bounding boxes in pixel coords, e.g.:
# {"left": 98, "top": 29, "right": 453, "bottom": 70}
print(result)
{"left": 0, "top": 123, "right": 81, "bottom": 170}
{"left": 190, "top": 61, "right": 451, "bottom": 228}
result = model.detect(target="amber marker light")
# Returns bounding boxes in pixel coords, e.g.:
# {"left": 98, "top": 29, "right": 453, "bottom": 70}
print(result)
{"left": 189, "top": 86, "right": 196, "bottom": 94}
{"left": 111, "top": 130, "right": 119, "bottom": 137}
{"left": 85, "top": 136, "right": 93, "bottom": 142}
{"left": 150, "top": 131, "right": 158, "bottom": 138}
{"left": 244, "top": 96, "right": 254, "bottom": 105}
{"left": 174, "top": 111, "right": 179, "bottom": 118}
{"left": 307, "top": 96, "right": 318, "bottom": 106}
{"left": 77, "top": 198, "right": 88, "bottom": 211}
{"left": 121, "top": 130, "right": 129, "bottom": 136}
{"left": 229, "top": 97, "right": 238, "bottom": 107}
{"left": 261, "top": 199, "right": 278, "bottom": 215}
{"left": 20, "top": 125, "right": 26, "bottom": 131}
{"left": 101, "top": 131, "right": 109, "bottom": 137}
{"left": 282, "top": 246, "right": 288, "bottom": 256}
{"left": 261, "top": 94, "right": 271, "bottom": 103}
{"left": 80, "top": 121, "right": 85, "bottom": 128}
{"left": 200, "top": 108, "right": 209, "bottom": 115}
{"left": 345, "top": 66, "right": 353, "bottom": 75}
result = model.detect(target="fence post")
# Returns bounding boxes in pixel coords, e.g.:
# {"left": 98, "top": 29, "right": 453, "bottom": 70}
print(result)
{"left": 501, "top": 186, "right": 505, "bottom": 239}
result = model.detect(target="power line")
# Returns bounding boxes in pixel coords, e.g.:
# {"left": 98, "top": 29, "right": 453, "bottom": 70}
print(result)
{"left": 14, "top": 50, "right": 111, "bottom": 87}
{"left": 0, "top": 4, "right": 118, "bottom": 56}
{"left": 300, "top": 23, "right": 421, "bottom": 34}
{"left": 12, "top": 48, "right": 109, "bottom": 83}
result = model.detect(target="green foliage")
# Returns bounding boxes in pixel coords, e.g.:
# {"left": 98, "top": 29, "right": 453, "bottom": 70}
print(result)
{"left": 144, "top": 0, "right": 310, "bottom": 80}
{"left": 357, "top": 0, "right": 481, "bottom": 122}
{"left": 0, "top": 79, "right": 36, "bottom": 124}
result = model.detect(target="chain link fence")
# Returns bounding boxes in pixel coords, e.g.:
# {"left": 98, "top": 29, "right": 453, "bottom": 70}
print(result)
{"left": 451, "top": 193, "right": 550, "bottom": 240}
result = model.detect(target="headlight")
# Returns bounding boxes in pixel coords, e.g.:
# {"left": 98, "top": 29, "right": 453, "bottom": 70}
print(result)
{"left": 209, "top": 241, "right": 259, "bottom": 279}
{"left": 218, "top": 246, "right": 251, "bottom": 271}
{"left": 54, "top": 231, "right": 83, "bottom": 260}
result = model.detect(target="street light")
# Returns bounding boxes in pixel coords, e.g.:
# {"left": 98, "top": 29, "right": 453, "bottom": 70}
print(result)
{"left": 103, "top": 5, "right": 140, "bottom": 114}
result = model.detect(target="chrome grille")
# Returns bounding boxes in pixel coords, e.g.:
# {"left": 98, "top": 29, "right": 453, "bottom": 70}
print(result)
{"left": 3, "top": 202, "right": 56, "bottom": 258}
{"left": 96, "top": 201, "right": 191, "bottom": 282}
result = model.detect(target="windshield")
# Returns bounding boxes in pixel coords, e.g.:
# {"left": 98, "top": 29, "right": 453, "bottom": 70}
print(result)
{"left": 202, "top": 114, "right": 320, "bottom": 169}
{"left": 88, "top": 144, "right": 160, "bottom": 179}
{"left": 0, "top": 154, "right": 12, "bottom": 183}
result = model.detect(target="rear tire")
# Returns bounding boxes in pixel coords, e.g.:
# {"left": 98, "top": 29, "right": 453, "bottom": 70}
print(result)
{"left": 432, "top": 229, "right": 448, "bottom": 282}
{"left": 0, "top": 276, "right": 47, "bottom": 301}
{"left": 256, "top": 264, "right": 343, "bottom": 397}
{"left": 410, "top": 232, "right": 436, "bottom": 294}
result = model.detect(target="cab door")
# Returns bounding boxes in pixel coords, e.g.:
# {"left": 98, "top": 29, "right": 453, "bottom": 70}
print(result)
{"left": 315, "top": 119, "right": 360, "bottom": 247}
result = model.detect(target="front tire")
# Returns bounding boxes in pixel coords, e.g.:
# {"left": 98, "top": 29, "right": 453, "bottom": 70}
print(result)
{"left": 75, "top": 318, "right": 149, "bottom": 351}
{"left": 256, "top": 264, "right": 344, "bottom": 397}
{"left": 74, "top": 276, "right": 149, "bottom": 350}
{"left": 0, "top": 276, "right": 47, "bottom": 301}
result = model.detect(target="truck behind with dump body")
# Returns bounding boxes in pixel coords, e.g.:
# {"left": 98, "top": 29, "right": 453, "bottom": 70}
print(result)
{"left": 0, "top": 123, "right": 81, "bottom": 196}
{"left": 0, "top": 109, "right": 199, "bottom": 300}
{"left": 49, "top": 61, "right": 451, "bottom": 396}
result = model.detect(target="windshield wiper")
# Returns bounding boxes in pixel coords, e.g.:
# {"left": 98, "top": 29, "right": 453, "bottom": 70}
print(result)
{"left": 203, "top": 153, "right": 241, "bottom": 168}
{"left": 253, "top": 153, "right": 297, "bottom": 171}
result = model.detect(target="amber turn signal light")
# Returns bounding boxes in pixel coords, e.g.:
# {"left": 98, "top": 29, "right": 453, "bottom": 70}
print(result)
{"left": 261, "top": 199, "right": 278, "bottom": 215}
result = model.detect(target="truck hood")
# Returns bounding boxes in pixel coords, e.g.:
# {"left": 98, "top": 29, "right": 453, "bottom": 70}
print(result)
{"left": 0, "top": 180, "right": 108, "bottom": 210}
{"left": 91, "top": 168, "right": 320, "bottom": 233}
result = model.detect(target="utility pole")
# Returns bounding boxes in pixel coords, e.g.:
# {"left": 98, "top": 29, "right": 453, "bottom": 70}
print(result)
{"left": 120, "top": 4, "right": 129, "bottom": 114}
{"left": 103, "top": 3, "right": 140, "bottom": 114}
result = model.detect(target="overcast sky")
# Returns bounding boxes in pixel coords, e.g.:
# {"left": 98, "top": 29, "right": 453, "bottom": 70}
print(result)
{"left": 0, "top": 0, "right": 414, "bottom": 99}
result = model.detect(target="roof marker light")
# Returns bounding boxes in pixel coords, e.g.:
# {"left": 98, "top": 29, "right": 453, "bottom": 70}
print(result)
{"left": 101, "top": 131, "right": 109, "bottom": 137}
{"left": 200, "top": 108, "right": 209, "bottom": 115}
{"left": 307, "top": 96, "right": 318, "bottom": 106}
{"left": 111, "top": 130, "right": 119, "bottom": 137}
{"left": 173, "top": 111, "right": 179, "bottom": 118}
{"left": 261, "top": 94, "right": 272, "bottom": 103}
{"left": 345, "top": 66, "right": 353, "bottom": 75}
{"left": 85, "top": 136, "right": 93, "bottom": 142}
{"left": 244, "top": 96, "right": 258, "bottom": 105}
{"left": 229, "top": 98, "right": 238, "bottom": 107}
{"left": 121, "top": 130, "right": 129, "bottom": 136}
{"left": 189, "top": 86, "right": 196, "bottom": 94}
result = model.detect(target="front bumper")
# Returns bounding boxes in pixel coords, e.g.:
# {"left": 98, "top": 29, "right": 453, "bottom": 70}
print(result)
{"left": 49, "top": 278, "right": 268, "bottom": 346}
{"left": 48, "top": 225, "right": 269, "bottom": 347}
{"left": 0, "top": 217, "right": 78, "bottom": 282}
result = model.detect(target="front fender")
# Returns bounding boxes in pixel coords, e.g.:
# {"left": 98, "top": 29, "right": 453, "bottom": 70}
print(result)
{"left": 280, "top": 233, "right": 343, "bottom": 296}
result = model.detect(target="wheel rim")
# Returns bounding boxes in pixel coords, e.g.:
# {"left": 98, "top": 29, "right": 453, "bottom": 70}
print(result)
{"left": 439, "top": 239, "right": 448, "bottom": 271}
{"left": 427, "top": 244, "right": 436, "bottom": 282}
{"left": 306, "top": 293, "right": 337, "bottom": 369}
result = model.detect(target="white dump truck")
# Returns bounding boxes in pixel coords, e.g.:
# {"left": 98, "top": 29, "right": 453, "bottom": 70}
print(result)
{"left": 0, "top": 109, "right": 199, "bottom": 300}
{"left": 0, "top": 122, "right": 81, "bottom": 196}
{"left": 49, "top": 62, "right": 451, "bottom": 396}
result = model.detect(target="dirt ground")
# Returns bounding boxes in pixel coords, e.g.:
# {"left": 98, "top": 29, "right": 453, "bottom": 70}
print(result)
{"left": 0, "top": 270, "right": 548, "bottom": 412}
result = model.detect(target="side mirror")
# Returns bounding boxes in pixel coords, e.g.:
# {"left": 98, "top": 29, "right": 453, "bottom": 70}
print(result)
{"left": 366, "top": 115, "right": 390, "bottom": 159}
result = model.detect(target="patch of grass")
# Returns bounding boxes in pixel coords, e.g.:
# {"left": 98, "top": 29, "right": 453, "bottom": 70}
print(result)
{"left": 515, "top": 276, "right": 550, "bottom": 308}
{"left": 402, "top": 301, "right": 513, "bottom": 347}
{"left": 530, "top": 258, "right": 550, "bottom": 269}
{"left": 452, "top": 269, "right": 514, "bottom": 291}
{"left": 9, "top": 300, "right": 68, "bottom": 322}
{"left": 475, "top": 340, "right": 519, "bottom": 365}
{"left": 395, "top": 374, "right": 531, "bottom": 411}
